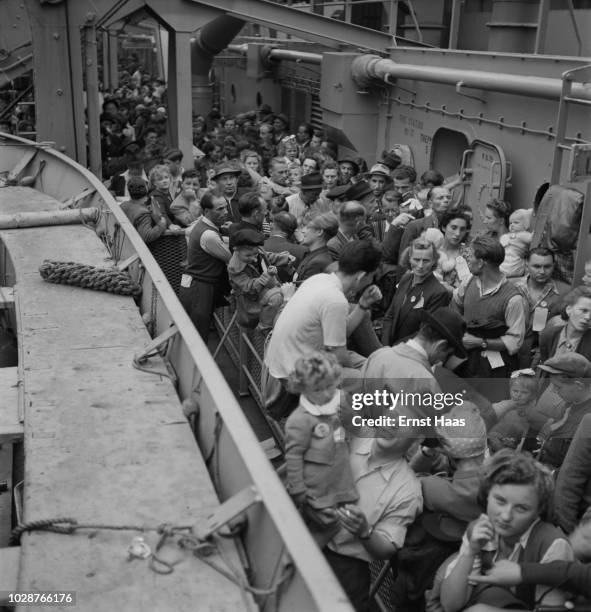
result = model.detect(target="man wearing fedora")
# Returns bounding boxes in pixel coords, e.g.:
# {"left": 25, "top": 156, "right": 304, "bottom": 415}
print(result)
{"left": 359, "top": 163, "right": 391, "bottom": 218}
{"left": 210, "top": 161, "right": 242, "bottom": 223}
{"left": 357, "top": 306, "right": 467, "bottom": 457}
{"left": 286, "top": 172, "right": 331, "bottom": 239}
{"left": 338, "top": 155, "right": 360, "bottom": 186}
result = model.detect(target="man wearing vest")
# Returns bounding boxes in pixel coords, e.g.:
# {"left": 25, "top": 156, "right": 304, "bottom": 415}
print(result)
{"left": 453, "top": 235, "right": 526, "bottom": 402}
{"left": 180, "top": 192, "right": 231, "bottom": 342}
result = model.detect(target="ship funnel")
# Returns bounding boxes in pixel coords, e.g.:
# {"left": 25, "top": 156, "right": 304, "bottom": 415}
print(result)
{"left": 191, "top": 15, "right": 244, "bottom": 116}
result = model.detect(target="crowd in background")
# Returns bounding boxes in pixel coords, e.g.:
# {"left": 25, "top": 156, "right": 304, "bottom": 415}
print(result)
{"left": 101, "top": 68, "right": 591, "bottom": 612}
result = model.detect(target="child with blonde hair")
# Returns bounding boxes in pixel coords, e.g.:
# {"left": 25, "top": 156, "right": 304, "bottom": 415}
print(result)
{"left": 285, "top": 351, "right": 358, "bottom": 545}
{"left": 500, "top": 208, "right": 532, "bottom": 278}
{"left": 488, "top": 369, "right": 538, "bottom": 452}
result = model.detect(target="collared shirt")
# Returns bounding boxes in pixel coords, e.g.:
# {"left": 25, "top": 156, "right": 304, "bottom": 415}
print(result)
{"left": 514, "top": 275, "right": 561, "bottom": 332}
{"left": 406, "top": 338, "right": 429, "bottom": 361}
{"left": 453, "top": 275, "right": 526, "bottom": 354}
{"left": 200, "top": 216, "right": 231, "bottom": 263}
{"left": 555, "top": 325, "right": 582, "bottom": 355}
{"left": 328, "top": 437, "right": 422, "bottom": 562}
{"left": 265, "top": 273, "right": 348, "bottom": 378}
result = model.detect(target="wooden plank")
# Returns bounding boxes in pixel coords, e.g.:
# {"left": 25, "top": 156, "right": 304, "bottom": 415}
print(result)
{"left": 0, "top": 188, "right": 252, "bottom": 610}
{"left": 7, "top": 149, "right": 37, "bottom": 183}
{"left": 0, "top": 366, "right": 22, "bottom": 441}
{"left": 0, "top": 547, "right": 20, "bottom": 597}
{"left": 0, "top": 286, "right": 14, "bottom": 308}
{"left": 0, "top": 444, "right": 13, "bottom": 546}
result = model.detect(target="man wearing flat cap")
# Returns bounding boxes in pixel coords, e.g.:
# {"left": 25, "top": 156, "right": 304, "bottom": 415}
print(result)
{"left": 536, "top": 352, "right": 591, "bottom": 469}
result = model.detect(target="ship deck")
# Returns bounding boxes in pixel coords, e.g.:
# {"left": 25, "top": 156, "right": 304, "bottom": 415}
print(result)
{"left": 0, "top": 187, "right": 251, "bottom": 611}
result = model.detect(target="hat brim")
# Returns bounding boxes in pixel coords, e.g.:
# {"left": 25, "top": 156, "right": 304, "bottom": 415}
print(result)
{"left": 420, "top": 310, "right": 467, "bottom": 359}
{"left": 212, "top": 170, "right": 242, "bottom": 180}
{"left": 537, "top": 364, "right": 565, "bottom": 375}
{"left": 338, "top": 159, "right": 360, "bottom": 174}
{"left": 326, "top": 185, "right": 350, "bottom": 200}
{"left": 345, "top": 185, "right": 373, "bottom": 201}
{"left": 300, "top": 184, "right": 324, "bottom": 191}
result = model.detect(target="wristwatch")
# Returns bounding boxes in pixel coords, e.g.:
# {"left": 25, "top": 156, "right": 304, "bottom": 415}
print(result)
{"left": 481, "top": 339, "right": 488, "bottom": 350}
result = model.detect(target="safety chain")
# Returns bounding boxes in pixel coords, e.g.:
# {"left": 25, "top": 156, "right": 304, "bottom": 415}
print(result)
{"left": 39, "top": 260, "right": 142, "bottom": 296}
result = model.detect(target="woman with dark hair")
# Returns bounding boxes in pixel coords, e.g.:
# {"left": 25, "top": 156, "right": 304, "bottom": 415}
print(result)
{"left": 434, "top": 210, "right": 472, "bottom": 291}
{"left": 481, "top": 198, "right": 511, "bottom": 241}
{"left": 440, "top": 449, "right": 573, "bottom": 612}
{"left": 294, "top": 212, "right": 339, "bottom": 284}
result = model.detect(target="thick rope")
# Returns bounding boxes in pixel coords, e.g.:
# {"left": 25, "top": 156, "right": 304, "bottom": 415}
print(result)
{"left": 39, "top": 260, "right": 141, "bottom": 296}
{"left": 9, "top": 517, "right": 292, "bottom": 598}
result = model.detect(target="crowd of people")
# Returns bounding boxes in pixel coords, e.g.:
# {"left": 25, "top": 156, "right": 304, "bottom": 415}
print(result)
{"left": 103, "top": 72, "right": 591, "bottom": 612}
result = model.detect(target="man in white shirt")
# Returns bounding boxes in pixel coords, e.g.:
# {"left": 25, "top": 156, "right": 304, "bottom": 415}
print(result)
{"left": 264, "top": 241, "right": 382, "bottom": 418}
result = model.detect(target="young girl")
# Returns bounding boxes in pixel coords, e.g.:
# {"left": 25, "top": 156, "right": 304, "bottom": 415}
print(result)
{"left": 440, "top": 449, "right": 572, "bottom": 612}
{"left": 285, "top": 351, "right": 358, "bottom": 545}
{"left": 500, "top": 208, "right": 532, "bottom": 278}
{"left": 488, "top": 369, "right": 538, "bottom": 453}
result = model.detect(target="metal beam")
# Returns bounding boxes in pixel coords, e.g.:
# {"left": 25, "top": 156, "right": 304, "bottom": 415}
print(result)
{"left": 189, "top": 0, "right": 392, "bottom": 52}
{"left": 84, "top": 23, "right": 102, "bottom": 177}
{"left": 166, "top": 30, "right": 194, "bottom": 166}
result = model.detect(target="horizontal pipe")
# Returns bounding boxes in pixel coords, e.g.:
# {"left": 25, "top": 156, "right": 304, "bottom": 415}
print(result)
{"left": 351, "top": 54, "right": 591, "bottom": 101}
{"left": 268, "top": 48, "right": 322, "bottom": 64}
{"left": 226, "top": 43, "right": 322, "bottom": 64}
{"left": 0, "top": 207, "right": 99, "bottom": 229}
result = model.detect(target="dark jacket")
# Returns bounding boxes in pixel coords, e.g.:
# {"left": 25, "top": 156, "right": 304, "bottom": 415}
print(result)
{"left": 265, "top": 235, "right": 308, "bottom": 283}
{"left": 265, "top": 235, "right": 307, "bottom": 261}
{"left": 381, "top": 271, "right": 450, "bottom": 346}
{"left": 295, "top": 246, "right": 334, "bottom": 284}
{"left": 539, "top": 324, "right": 591, "bottom": 363}
{"left": 399, "top": 214, "right": 439, "bottom": 255}
{"left": 120, "top": 198, "right": 166, "bottom": 244}
{"left": 554, "top": 412, "right": 591, "bottom": 532}
{"left": 520, "top": 561, "right": 591, "bottom": 600}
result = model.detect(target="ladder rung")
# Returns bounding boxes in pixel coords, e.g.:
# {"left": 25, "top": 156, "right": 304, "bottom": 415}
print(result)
{"left": 557, "top": 144, "right": 573, "bottom": 151}
{"left": 563, "top": 96, "right": 591, "bottom": 107}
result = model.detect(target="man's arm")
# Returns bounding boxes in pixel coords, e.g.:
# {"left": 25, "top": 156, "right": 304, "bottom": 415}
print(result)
{"left": 498, "top": 293, "right": 526, "bottom": 354}
{"left": 200, "top": 229, "right": 231, "bottom": 263}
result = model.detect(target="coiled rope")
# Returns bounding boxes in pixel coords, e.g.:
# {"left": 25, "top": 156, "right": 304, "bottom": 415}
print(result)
{"left": 39, "top": 260, "right": 141, "bottom": 296}
{"left": 9, "top": 517, "right": 293, "bottom": 599}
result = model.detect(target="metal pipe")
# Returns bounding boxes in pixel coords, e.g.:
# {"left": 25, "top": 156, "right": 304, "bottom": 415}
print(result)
{"left": 268, "top": 48, "right": 323, "bottom": 64}
{"left": 226, "top": 43, "right": 322, "bottom": 64}
{"left": 0, "top": 207, "right": 99, "bottom": 229}
{"left": 351, "top": 54, "right": 591, "bottom": 101}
